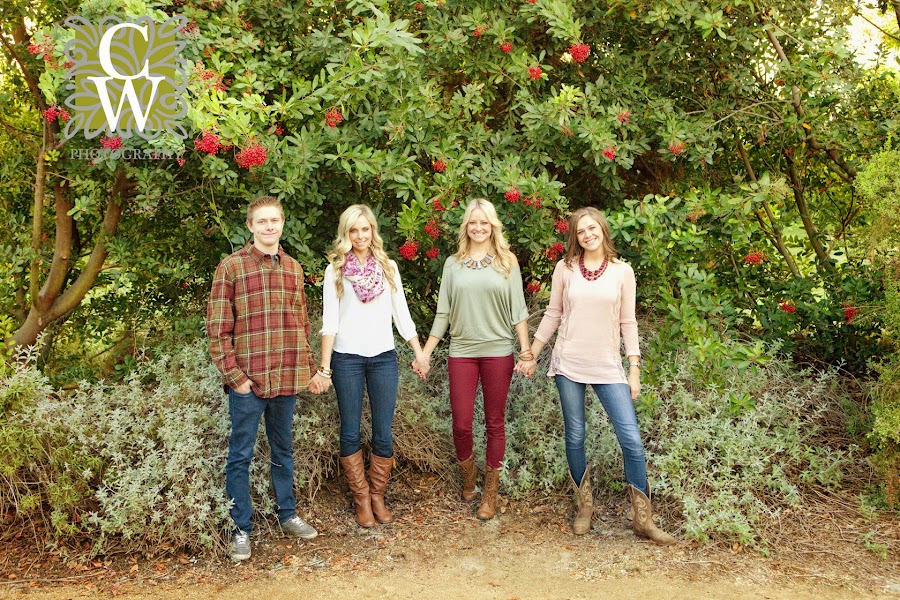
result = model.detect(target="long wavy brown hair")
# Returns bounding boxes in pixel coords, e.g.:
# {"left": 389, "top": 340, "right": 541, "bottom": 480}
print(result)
{"left": 563, "top": 207, "right": 619, "bottom": 268}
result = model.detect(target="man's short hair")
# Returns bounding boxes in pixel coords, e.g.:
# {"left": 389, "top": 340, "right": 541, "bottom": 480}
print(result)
{"left": 246, "top": 196, "right": 284, "bottom": 223}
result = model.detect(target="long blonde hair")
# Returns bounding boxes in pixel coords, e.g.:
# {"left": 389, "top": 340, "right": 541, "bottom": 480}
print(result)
{"left": 328, "top": 205, "right": 397, "bottom": 297}
{"left": 564, "top": 207, "right": 619, "bottom": 268}
{"left": 453, "top": 198, "right": 517, "bottom": 277}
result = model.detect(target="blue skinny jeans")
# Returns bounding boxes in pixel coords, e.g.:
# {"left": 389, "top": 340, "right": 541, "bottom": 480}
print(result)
{"left": 554, "top": 376, "right": 649, "bottom": 495}
{"left": 331, "top": 349, "right": 399, "bottom": 458}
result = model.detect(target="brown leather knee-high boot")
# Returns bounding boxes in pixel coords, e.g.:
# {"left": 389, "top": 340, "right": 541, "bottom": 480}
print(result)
{"left": 339, "top": 450, "right": 376, "bottom": 528}
{"left": 368, "top": 454, "right": 394, "bottom": 524}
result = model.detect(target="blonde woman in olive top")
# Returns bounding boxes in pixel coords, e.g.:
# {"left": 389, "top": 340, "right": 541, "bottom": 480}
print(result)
{"left": 518, "top": 207, "right": 675, "bottom": 545}
{"left": 418, "top": 199, "right": 531, "bottom": 521}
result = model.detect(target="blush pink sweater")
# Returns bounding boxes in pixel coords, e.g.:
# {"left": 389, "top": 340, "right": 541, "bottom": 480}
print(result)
{"left": 533, "top": 259, "right": 640, "bottom": 384}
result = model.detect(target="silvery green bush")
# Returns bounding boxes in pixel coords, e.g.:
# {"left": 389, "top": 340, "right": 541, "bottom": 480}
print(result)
{"left": 2, "top": 336, "right": 854, "bottom": 554}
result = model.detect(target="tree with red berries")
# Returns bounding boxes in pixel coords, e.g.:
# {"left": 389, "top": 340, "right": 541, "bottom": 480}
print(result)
{"left": 0, "top": 0, "right": 896, "bottom": 371}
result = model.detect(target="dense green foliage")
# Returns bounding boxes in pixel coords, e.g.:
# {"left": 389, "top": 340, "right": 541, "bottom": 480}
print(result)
{"left": 856, "top": 148, "right": 900, "bottom": 507}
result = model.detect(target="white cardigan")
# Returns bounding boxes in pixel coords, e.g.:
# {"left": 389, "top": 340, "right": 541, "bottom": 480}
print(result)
{"left": 321, "top": 260, "right": 417, "bottom": 357}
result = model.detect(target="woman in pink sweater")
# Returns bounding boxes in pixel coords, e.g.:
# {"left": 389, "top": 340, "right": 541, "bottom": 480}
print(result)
{"left": 518, "top": 207, "right": 675, "bottom": 545}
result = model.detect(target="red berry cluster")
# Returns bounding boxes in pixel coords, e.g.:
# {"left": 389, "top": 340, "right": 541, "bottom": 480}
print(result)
{"left": 569, "top": 43, "right": 591, "bottom": 63}
{"left": 194, "top": 131, "right": 221, "bottom": 155}
{"left": 602, "top": 146, "right": 616, "bottom": 161}
{"left": 779, "top": 301, "right": 796, "bottom": 314}
{"left": 523, "top": 195, "right": 543, "bottom": 208}
{"left": 545, "top": 242, "right": 564, "bottom": 260}
{"left": 555, "top": 219, "right": 569, "bottom": 234}
{"left": 236, "top": 143, "right": 268, "bottom": 168}
{"left": 504, "top": 187, "right": 521, "bottom": 202}
{"left": 743, "top": 252, "right": 765, "bottom": 265}
{"left": 179, "top": 21, "right": 199, "bottom": 35}
{"left": 843, "top": 304, "right": 858, "bottom": 323}
{"left": 473, "top": 26, "right": 486, "bottom": 37}
{"left": 424, "top": 219, "right": 441, "bottom": 239}
{"left": 325, "top": 107, "right": 344, "bottom": 128}
{"left": 101, "top": 136, "right": 123, "bottom": 150}
{"left": 526, "top": 280, "right": 542, "bottom": 294}
{"left": 499, "top": 41, "right": 513, "bottom": 53}
{"left": 415, "top": 2, "right": 424, "bottom": 11}
{"left": 43, "top": 106, "right": 70, "bottom": 123}
{"left": 432, "top": 158, "right": 447, "bottom": 172}
{"left": 668, "top": 142, "right": 685, "bottom": 155}
{"left": 28, "top": 41, "right": 53, "bottom": 56}
{"left": 432, "top": 198, "right": 445, "bottom": 211}
{"left": 399, "top": 240, "right": 418, "bottom": 260}
{"left": 617, "top": 110, "right": 630, "bottom": 124}
{"left": 176, "top": 157, "right": 186, "bottom": 166}
{"left": 528, "top": 66, "right": 542, "bottom": 80}
{"left": 426, "top": 247, "right": 440, "bottom": 260}
{"left": 274, "top": 124, "right": 285, "bottom": 135}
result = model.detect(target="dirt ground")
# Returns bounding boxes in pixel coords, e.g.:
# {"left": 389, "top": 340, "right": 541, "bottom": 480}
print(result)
{"left": 2, "top": 471, "right": 899, "bottom": 600}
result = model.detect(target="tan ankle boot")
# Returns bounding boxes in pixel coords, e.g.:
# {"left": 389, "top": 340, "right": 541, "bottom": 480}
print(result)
{"left": 458, "top": 455, "right": 478, "bottom": 501}
{"left": 627, "top": 484, "right": 676, "bottom": 545}
{"left": 476, "top": 466, "right": 500, "bottom": 520}
{"left": 339, "top": 450, "right": 375, "bottom": 528}
{"left": 570, "top": 466, "right": 593, "bottom": 535}
{"left": 368, "top": 454, "right": 394, "bottom": 524}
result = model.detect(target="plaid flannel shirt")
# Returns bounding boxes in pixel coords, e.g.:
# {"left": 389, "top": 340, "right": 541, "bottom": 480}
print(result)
{"left": 207, "top": 244, "right": 316, "bottom": 398}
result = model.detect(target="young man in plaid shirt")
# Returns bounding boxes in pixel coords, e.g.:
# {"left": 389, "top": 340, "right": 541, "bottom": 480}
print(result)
{"left": 207, "top": 196, "right": 321, "bottom": 561}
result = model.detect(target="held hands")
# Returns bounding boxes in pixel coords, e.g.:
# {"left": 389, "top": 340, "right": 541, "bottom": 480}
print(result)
{"left": 411, "top": 351, "right": 431, "bottom": 380}
{"left": 308, "top": 372, "right": 332, "bottom": 395}
{"left": 514, "top": 358, "right": 537, "bottom": 378}
{"left": 514, "top": 345, "right": 537, "bottom": 378}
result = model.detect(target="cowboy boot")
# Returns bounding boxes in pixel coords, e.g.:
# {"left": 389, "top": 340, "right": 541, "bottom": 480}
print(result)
{"left": 458, "top": 455, "right": 478, "bottom": 501}
{"left": 627, "top": 484, "right": 676, "bottom": 546}
{"left": 476, "top": 466, "right": 501, "bottom": 520}
{"left": 569, "top": 466, "right": 593, "bottom": 535}
{"left": 368, "top": 454, "right": 394, "bottom": 524}
{"left": 339, "top": 450, "right": 376, "bottom": 528}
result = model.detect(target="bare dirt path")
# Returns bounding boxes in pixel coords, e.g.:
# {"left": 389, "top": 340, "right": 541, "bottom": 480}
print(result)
{"left": 2, "top": 473, "right": 899, "bottom": 599}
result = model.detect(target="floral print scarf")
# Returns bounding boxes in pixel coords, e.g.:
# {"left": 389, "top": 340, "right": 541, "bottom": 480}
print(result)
{"left": 342, "top": 253, "right": 385, "bottom": 303}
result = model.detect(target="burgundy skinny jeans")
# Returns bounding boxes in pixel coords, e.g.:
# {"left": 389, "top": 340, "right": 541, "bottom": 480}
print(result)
{"left": 447, "top": 354, "right": 514, "bottom": 469}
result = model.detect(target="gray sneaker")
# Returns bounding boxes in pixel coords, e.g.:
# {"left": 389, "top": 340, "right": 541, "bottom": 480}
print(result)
{"left": 230, "top": 530, "right": 251, "bottom": 561}
{"left": 280, "top": 515, "right": 318, "bottom": 539}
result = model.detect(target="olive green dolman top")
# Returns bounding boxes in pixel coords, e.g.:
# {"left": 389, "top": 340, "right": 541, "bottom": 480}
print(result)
{"left": 429, "top": 256, "right": 529, "bottom": 358}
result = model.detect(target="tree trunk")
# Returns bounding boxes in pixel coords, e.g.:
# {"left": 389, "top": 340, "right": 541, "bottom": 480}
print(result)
{"left": 12, "top": 169, "right": 128, "bottom": 348}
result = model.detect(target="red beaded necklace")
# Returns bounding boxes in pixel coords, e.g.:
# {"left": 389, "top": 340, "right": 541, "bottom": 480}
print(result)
{"left": 579, "top": 254, "right": 609, "bottom": 281}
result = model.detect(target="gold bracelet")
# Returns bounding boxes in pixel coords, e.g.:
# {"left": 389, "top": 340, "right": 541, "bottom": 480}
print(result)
{"left": 518, "top": 351, "right": 535, "bottom": 361}
{"left": 318, "top": 367, "right": 333, "bottom": 378}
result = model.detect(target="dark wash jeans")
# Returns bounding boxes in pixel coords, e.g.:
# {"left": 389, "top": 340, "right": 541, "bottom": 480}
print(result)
{"left": 554, "top": 376, "right": 648, "bottom": 495}
{"left": 331, "top": 349, "right": 399, "bottom": 458}
{"left": 225, "top": 388, "right": 297, "bottom": 532}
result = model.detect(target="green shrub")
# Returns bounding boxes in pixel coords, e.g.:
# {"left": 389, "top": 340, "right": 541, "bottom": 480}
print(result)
{"left": 1, "top": 327, "right": 859, "bottom": 554}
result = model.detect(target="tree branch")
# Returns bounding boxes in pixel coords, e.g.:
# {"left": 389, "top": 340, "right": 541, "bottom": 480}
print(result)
{"left": 37, "top": 181, "right": 74, "bottom": 311}
{"left": 50, "top": 168, "right": 129, "bottom": 321}
{"left": 736, "top": 137, "right": 802, "bottom": 278}
{"left": 761, "top": 16, "right": 857, "bottom": 181}
{"left": 783, "top": 150, "right": 833, "bottom": 270}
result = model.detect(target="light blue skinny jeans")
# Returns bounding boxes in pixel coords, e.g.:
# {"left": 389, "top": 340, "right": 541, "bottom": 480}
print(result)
{"left": 554, "top": 375, "right": 649, "bottom": 495}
